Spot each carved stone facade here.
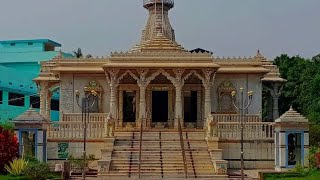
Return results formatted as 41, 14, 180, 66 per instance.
32, 1, 291, 177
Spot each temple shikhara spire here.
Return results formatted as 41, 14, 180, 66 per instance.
141, 0, 175, 42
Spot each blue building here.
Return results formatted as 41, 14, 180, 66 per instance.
0, 39, 71, 122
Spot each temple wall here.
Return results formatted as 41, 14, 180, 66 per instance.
212, 74, 262, 114
60, 73, 74, 116
219, 140, 274, 169
47, 141, 104, 166
72, 74, 110, 114
59, 73, 111, 118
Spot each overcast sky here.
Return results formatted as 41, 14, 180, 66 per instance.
0, 0, 319, 59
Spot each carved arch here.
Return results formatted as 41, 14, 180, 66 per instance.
182, 70, 205, 85
146, 69, 176, 85
217, 80, 236, 113
117, 70, 139, 84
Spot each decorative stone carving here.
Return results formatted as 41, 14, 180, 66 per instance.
84, 81, 104, 113
218, 80, 236, 113
207, 114, 218, 137
104, 113, 115, 137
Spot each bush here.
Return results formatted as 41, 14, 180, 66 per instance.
4, 158, 28, 176
0, 125, 19, 173
24, 160, 50, 180
68, 154, 95, 172
309, 146, 320, 169
310, 124, 320, 147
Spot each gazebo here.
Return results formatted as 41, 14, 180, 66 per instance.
12, 107, 48, 162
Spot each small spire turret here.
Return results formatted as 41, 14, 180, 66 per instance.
141, 0, 175, 42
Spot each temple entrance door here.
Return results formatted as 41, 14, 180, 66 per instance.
184, 91, 197, 123
123, 91, 136, 123
152, 91, 168, 123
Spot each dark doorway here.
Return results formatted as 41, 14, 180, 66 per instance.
123, 91, 136, 123
184, 91, 197, 123
152, 91, 168, 122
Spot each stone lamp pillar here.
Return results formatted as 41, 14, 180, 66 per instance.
12, 107, 48, 162
274, 107, 309, 171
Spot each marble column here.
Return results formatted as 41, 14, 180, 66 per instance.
39, 82, 48, 118
204, 84, 212, 128
174, 84, 183, 128
273, 96, 280, 120
138, 84, 147, 127
109, 83, 117, 118
197, 90, 202, 128
268, 83, 282, 120
45, 91, 52, 121
118, 90, 123, 127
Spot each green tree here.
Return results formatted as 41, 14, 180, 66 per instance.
72, 48, 83, 58
274, 54, 320, 123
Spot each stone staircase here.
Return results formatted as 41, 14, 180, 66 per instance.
105, 130, 227, 179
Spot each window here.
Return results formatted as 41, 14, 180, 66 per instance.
287, 133, 302, 166
10, 43, 16, 46
218, 80, 236, 113
8, 92, 24, 106
51, 99, 59, 111
0, 91, 3, 104
28, 42, 33, 45
30, 96, 40, 108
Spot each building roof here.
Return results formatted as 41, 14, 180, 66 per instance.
0, 39, 61, 47
0, 51, 72, 63
275, 107, 308, 123
12, 107, 48, 126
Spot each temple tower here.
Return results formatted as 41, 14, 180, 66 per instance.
142, 0, 175, 42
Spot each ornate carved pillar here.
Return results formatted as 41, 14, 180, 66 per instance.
272, 84, 281, 120
138, 69, 149, 128
197, 90, 202, 128
168, 89, 174, 128
265, 83, 282, 120
118, 90, 123, 127
39, 82, 49, 118
109, 83, 118, 117
202, 69, 216, 129
146, 89, 152, 127
105, 69, 119, 119
138, 84, 147, 127
45, 91, 52, 121
174, 83, 183, 128
204, 84, 212, 126
173, 68, 185, 129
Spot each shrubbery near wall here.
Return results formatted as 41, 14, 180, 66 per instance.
0, 122, 18, 174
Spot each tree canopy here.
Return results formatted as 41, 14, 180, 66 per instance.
274, 54, 320, 123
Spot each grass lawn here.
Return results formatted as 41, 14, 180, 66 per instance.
0, 175, 30, 180
264, 170, 320, 180
0, 172, 61, 180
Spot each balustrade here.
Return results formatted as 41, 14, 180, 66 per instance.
217, 122, 274, 140
62, 113, 108, 122
212, 114, 261, 123
47, 121, 105, 139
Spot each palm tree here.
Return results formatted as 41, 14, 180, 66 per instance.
72, 48, 83, 58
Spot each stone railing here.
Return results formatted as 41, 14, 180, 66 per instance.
212, 114, 261, 123
217, 122, 274, 140
62, 113, 109, 122
47, 121, 105, 140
